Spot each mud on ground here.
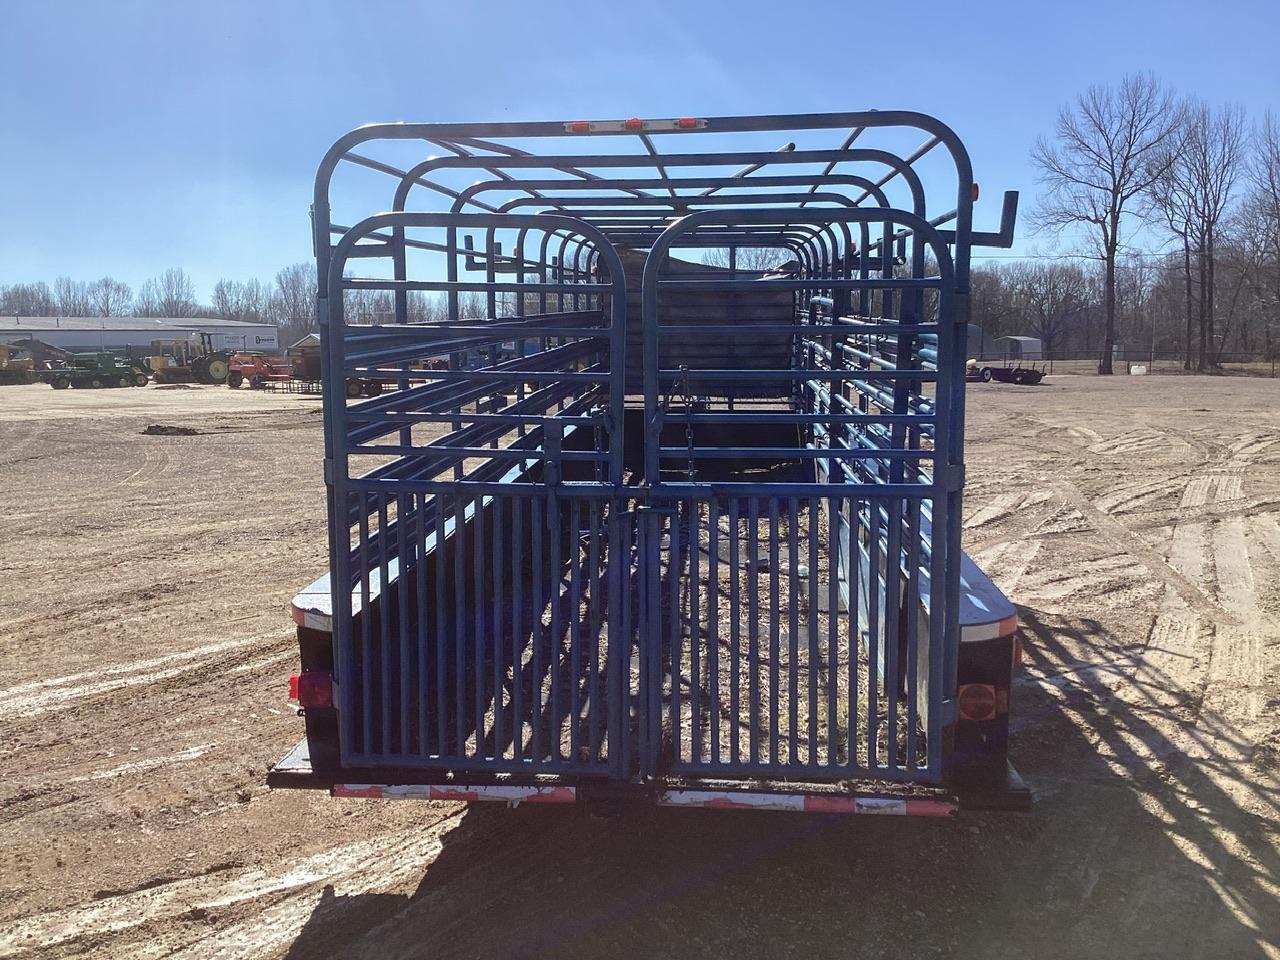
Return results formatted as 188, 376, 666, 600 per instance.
1, 376, 1278, 959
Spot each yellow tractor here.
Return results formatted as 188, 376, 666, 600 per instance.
0, 343, 36, 385
147, 333, 231, 384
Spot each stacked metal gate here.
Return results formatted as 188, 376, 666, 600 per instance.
314, 112, 1015, 788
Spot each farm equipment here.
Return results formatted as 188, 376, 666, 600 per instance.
227, 352, 292, 389
43, 352, 149, 389
0, 343, 37, 385
966, 359, 1046, 385
268, 110, 1029, 815
148, 333, 231, 384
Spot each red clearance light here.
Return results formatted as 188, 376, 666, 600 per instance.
294, 671, 333, 709
972, 182, 980, 202
623, 117, 645, 131
567, 120, 592, 133
957, 683, 997, 722
676, 117, 699, 129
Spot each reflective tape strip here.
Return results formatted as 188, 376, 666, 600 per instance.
333, 783, 576, 806
960, 613, 1019, 643
659, 790, 956, 817
562, 118, 708, 134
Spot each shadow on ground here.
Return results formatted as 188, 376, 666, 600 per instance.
281, 608, 1278, 959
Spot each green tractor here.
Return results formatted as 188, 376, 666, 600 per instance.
45, 352, 150, 390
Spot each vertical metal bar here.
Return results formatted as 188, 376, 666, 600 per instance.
885, 493, 903, 771
707, 496, 721, 766
587, 499, 602, 764
845, 496, 860, 771
788, 497, 800, 764
473, 496, 486, 757
867, 495, 882, 773
607, 501, 625, 778
689, 499, 702, 765
728, 497, 740, 765
416, 494, 429, 756
511, 495, 524, 761
493, 495, 505, 759
906, 497, 921, 772
398, 493, 411, 756
531, 495, 545, 762
358, 508, 372, 756
569, 498, 583, 764
378, 495, 391, 756
768, 499, 780, 765
668, 501, 683, 766
454, 496, 467, 755
548, 489, 563, 762
747, 496, 760, 765
435, 497, 448, 753
826, 495, 840, 767
807, 497, 819, 766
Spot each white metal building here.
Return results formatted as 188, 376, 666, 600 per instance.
0, 316, 279, 354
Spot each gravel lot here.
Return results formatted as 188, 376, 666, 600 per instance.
1, 375, 1277, 959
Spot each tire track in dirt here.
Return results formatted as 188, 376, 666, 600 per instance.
0, 811, 465, 959
963, 490, 1052, 530
972, 539, 1041, 596
1202, 518, 1265, 733
1097, 476, 1189, 516
0, 631, 290, 721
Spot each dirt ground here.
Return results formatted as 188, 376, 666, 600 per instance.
1, 375, 1278, 959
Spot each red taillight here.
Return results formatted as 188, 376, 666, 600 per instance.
290, 671, 333, 709
972, 182, 980, 202
623, 117, 644, 131
957, 683, 997, 722
567, 120, 592, 133
676, 117, 699, 129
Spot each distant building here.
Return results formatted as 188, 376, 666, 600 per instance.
992, 335, 1043, 360
0, 316, 279, 354
967, 324, 999, 360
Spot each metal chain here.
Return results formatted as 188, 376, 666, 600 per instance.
679, 364, 695, 480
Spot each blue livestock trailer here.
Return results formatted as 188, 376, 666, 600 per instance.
268, 111, 1030, 815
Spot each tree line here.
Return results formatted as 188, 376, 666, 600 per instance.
0, 264, 495, 345
3, 74, 1276, 369
1023, 73, 1279, 371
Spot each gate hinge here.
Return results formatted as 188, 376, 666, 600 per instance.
323, 458, 335, 485
945, 464, 965, 492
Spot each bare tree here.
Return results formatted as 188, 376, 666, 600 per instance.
53, 277, 93, 316
90, 277, 133, 316
1242, 111, 1280, 358
1190, 103, 1247, 367
268, 263, 315, 333
212, 278, 267, 321
1150, 102, 1247, 369
0, 282, 55, 316
1031, 73, 1183, 373
1150, 123, 1200, 369
1005, 261, 1088, 358
157, 268, 198, 316
700, 247, 790, 272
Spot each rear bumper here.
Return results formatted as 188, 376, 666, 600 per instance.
268, 736, 1031, 813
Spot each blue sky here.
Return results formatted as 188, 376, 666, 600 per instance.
2, 0, 1277, 300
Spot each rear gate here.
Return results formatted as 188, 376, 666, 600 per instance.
635, 208, 959, 785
